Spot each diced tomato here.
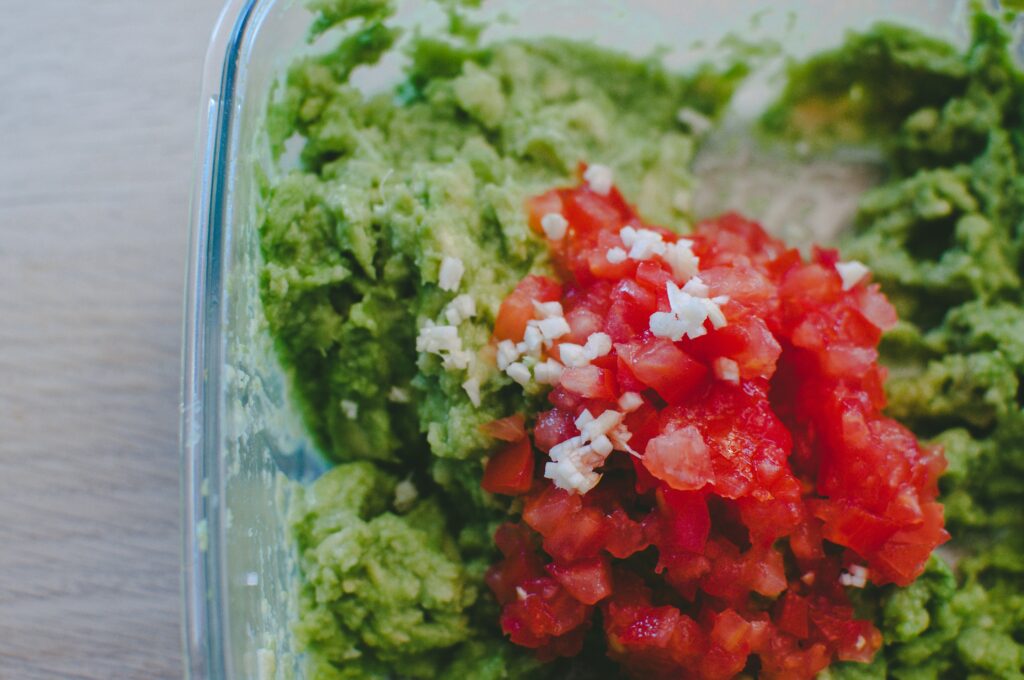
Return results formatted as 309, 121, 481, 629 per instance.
562, 186, 628, 236
811, 499, 899, 556
494, 275, 562, 342
499, 576, 591, 650
743, 546, 787, 597
485, 178, 945, 680
533, 408, 577, 453
644, 427, 715, 491
618, 339, 708, 404
699, 265, 778, 319
565, 306, 604, 344
604, 507, 651, 559
657, 487, 711, 554
523, 485, 582, 536
560, 365, 617, 400
588, 229, 635, 280
482, 438, 535, 496
698, 316, 782, 380
776, 592, 810, 638
872, 502, 949, 586
547, 384, 584, 412
624, 402, 660, 455
543, 505, 610, 563
547, 555, 613, 605
527, 190, 564, 235
710, 609, 752, 654
854, 284, 898, 331
479, 414, 527, 442
486, 523, 546, 604
635, 260, 673, 291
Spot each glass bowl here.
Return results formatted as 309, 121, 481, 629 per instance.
181, 1, 963, 677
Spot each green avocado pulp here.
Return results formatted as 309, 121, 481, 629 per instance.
260, 1, 1023, 677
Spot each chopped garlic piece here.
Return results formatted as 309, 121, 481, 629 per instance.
836, 260, 870, 291
522, 324, 543, 353
438, 256, 465, 292
545, 406, 623, 494
606, 247, 627, 264
624, 227, 668, 261
839, 565, 869, 588
609, 423, 637, 456
541, 213, 569, 240
545, 435, 604, 494
537, 316, 571, 343
681, 275, 710, 298
574, 409, 594, 431
387, 386, 410, 403
579, 410, 623, 442
534, 359, 564, 385
650, 278, 728, 341
496, 340, 521, 370
545, 457, 600, 495
462, 377, 481, 406
713, 357, 740, 384
532, 300, 564, 319
506, 362, 531, 386
620, 225, 638, 247
416, 323, 461, 354
583, 164, 614, 195
676, 106, 712, 135
442, 349, 473, 371
444, 294, 476, 325
664, 239, 700, 281
705, 296, 730, 329
394, 478, 418, 511
618, 392, 643, 412
584, 332, 612, 359
591, 435, 613, 456
558, 343, 590, 368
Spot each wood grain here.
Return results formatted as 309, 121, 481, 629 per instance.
0, 2, 224, 678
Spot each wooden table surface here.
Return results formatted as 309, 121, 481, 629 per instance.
1, 2, 225, 678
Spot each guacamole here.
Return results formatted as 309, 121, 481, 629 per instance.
261, 1, 1023, 677
261, 1, 742, 676
768, 11, 1024, 680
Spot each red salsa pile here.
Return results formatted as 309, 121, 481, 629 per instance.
480, 168, 948, 679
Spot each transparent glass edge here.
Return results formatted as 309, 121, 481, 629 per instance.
181, 1, 260, 678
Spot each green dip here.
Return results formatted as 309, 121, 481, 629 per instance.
768, 10, 1024, 680
260, 1, 1023, 677
261, 1, 741, 676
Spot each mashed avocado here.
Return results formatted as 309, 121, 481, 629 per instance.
261, 1, 742, 676
769, 10, 1024, 680
264, 1, 1022, 677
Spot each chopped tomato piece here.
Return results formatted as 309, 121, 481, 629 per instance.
494, 275, 562, 342
657, 487, 711, 555
559, 365, 616, 400
527, 190, 564, 235
533, 408, 577, 453
482, 438, 535, 496
479, 414, 527, 442
547, 555, 613, 605
644, 427, 715, 491
619, 338, 708, 404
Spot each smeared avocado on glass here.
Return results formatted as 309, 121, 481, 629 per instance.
259, 0, 1023, 677
767, 10, 1024, 680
